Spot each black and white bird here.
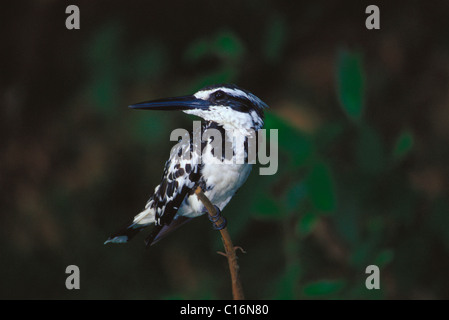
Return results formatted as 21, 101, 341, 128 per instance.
105, 84, 268, 246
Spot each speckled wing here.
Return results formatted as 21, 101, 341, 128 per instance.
143, 135, 202, 246
105, 133, 202, 245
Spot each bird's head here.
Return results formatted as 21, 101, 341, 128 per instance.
130, 84, 268, 133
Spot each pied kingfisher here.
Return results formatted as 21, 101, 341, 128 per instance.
105, 84, 268, 246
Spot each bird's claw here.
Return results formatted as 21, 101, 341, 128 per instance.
208, 205, 227, 230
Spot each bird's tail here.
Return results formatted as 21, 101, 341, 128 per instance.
104, 206, 156, 244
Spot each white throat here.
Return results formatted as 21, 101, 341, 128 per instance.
183, 106, 262, 136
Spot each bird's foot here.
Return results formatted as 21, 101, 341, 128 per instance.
208, 205, 227, 230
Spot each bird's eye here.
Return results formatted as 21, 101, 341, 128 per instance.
213, 90, 226, 100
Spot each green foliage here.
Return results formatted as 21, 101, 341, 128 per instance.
337, 50, 365, 123
185, 30, 245, 64
185, 30, 245, 90
274, 263, 302, 299
375, 249, 395, 268
264, 113, 314, 167
296, 210, 318, 236
86, 22, 123, 115
285, 181, 307, 212
303, 279, 345, 298
252, 195, 284, 220
393, 130, 414, 160
305, 161, 336, 212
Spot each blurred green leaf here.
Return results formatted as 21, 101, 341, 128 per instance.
285, 181, 307, 212
350, 242, 375, 268
374, 249, 394, 267
90, 75, 119, 115
87, 22, 123, 75
274, 263, 301, 299
252, 195, 285, 220
305, 161, 336, 212
264, 113, 314, 167
194, 68, 238, 90
214, 30, 245, 61
337, 50, 365, 122
296, 210, 318, 236
186, 30, 244, 91
303, 279, 345, 297
127, 113, 169, 144
86, 22, 124, 114
185, 30, 244, 64
393, 130, 414, 160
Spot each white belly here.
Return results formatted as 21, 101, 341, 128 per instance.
178, 162, 252, 218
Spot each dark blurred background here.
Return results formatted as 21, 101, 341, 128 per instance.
2, 0, 449, 299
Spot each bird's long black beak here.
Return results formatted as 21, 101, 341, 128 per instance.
129, 95, 210, 111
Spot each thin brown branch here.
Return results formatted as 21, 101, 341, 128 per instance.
194, 186, 245, 300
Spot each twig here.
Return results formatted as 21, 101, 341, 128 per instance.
194, 186, 245, 300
